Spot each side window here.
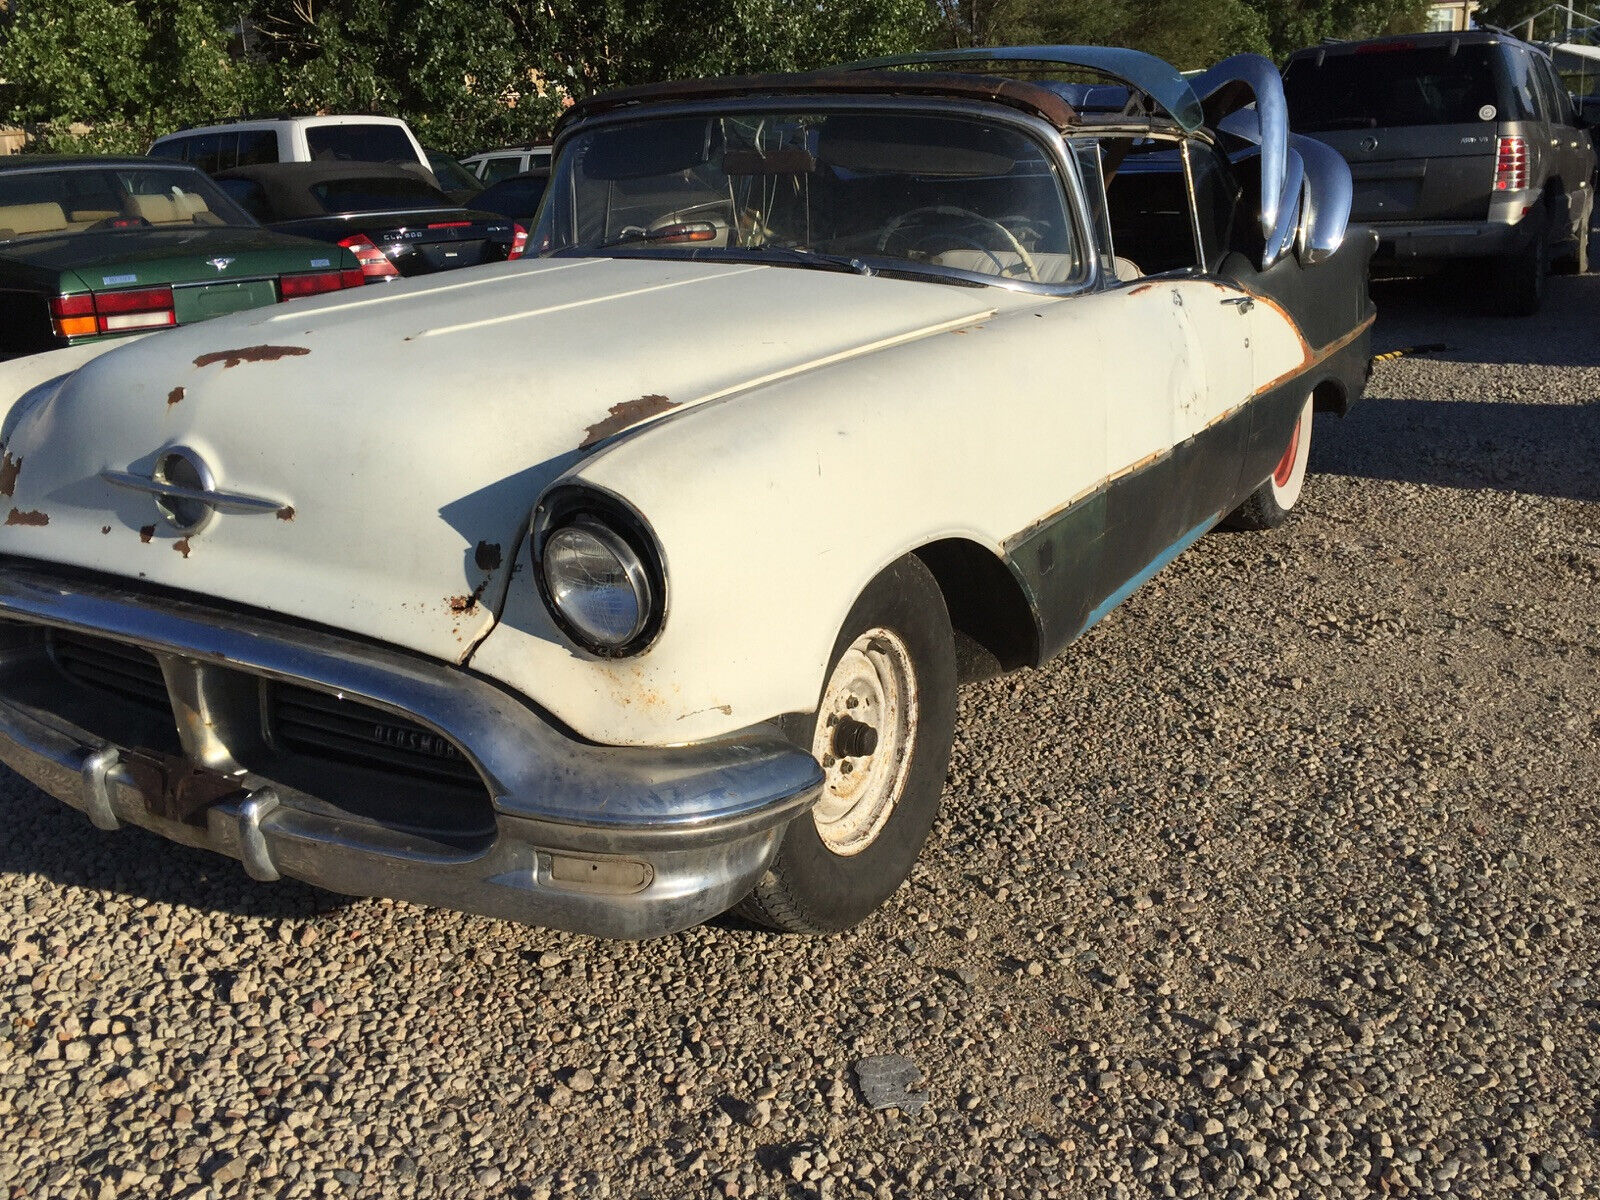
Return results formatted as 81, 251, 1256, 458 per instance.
1527, 54, 1557, 123
148, 138, 187, 162
480, 155, 524, 183
1187, 141, 1242, 272
1539, 59, 1575, 124
237, 130, 279, 167
1096, 137, 1203, 278
216, 178, 270, 222
187, 132, 225, 175
1502, 50, 1541, 122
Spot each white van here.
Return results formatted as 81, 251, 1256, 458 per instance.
150, 116, 430, 176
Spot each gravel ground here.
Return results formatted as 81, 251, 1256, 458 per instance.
3, 265, 1599, 1200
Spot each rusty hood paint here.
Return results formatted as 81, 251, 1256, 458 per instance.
0, 255, 1004, 666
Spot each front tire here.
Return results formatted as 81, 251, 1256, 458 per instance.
738, 555, 957, 933
1225, 395, 1313, 531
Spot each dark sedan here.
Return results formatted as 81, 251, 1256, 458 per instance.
470, 170, 549, 230
0, 157, 363, 358
215, 162, 526, 282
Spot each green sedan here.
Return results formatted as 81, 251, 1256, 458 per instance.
0, 157, 365, 359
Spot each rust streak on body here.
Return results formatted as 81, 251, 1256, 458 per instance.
167, 386, 185, 406
276, 506, 296, 521
0, 451, 21, 497
5, 508, 46, 526
1128, 283, 1157, 296
580, 394, 677, 448
193, 345, 311, 370
139, 524, 156, 543
173, 537, 192, 558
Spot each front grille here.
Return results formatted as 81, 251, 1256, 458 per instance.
265, 683, 483, 790
48, 631, 169, 712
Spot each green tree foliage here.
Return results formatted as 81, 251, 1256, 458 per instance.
0, 0, 1430, 157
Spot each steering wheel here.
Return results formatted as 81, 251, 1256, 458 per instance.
875, 205, 1039, 281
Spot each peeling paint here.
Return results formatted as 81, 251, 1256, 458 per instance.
0, 451, 20, 497
172, 537, 191, 558
139, 525, 156, 544
166, 386, 185, 406
276, 506, 296, 521
101, 525, 111, 535
580, 394, 677, 449
474, 540, 503, 571
679, 704, 734, 720
4, 508, 47, 526
192, 345, 311, 370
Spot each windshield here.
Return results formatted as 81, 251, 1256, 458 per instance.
1284, 46, 1506, 130
0, 165, 255, 243
534, 110, 1082, 285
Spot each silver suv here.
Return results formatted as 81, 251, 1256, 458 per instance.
1284, 31, 1596, 314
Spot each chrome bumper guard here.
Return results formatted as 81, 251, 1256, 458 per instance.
0, 563, 822, 938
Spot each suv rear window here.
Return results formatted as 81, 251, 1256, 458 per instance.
1284, 45, 1508, 130
305, 124, 417, 165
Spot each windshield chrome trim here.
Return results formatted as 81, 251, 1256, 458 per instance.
549, 94, 1102, 298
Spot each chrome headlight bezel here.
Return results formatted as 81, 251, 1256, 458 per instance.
532, 486, 666, 658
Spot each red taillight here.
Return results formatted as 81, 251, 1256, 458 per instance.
279, 270, 353, 300
338, 233, 401, 281
50, 286, 174, 339
426, 220, 472, 229
507, 223, 528, 261
1494, 136, 1528, 191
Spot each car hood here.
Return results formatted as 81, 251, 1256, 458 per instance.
3, 226, 347, 286
0, 255, 1004, 666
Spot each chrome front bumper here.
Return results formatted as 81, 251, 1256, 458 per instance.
0, 563, 822, 938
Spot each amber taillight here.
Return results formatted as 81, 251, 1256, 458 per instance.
49, 287, 176, 339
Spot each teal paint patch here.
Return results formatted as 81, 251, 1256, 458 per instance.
1081, 513, 1218, 633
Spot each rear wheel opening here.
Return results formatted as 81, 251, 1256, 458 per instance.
1224, 395, 1313, 532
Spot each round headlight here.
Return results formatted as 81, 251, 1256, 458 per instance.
541, 517, 654, 651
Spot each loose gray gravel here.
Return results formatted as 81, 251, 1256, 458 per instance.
3, 266, 1599, 1200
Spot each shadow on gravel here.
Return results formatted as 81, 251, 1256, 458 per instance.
0, 767, 351, 919
1369, 273, 1600, 369
1314, 397, 1600, 503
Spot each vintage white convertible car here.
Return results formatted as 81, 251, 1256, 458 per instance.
0, 49, 1373, 938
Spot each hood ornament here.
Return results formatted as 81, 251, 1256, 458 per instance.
102, 448, 287, 535
207, 257, 235, 272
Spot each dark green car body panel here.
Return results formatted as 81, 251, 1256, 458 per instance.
0, 222, 358, 359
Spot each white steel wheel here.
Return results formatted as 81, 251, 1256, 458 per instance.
1225, 395, 1314, 531
736, 555, 957, 934
810, 628, 918, 856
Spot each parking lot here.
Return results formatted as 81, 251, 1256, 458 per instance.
2, 255, 1598, 1200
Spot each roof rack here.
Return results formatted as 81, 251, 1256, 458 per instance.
839, 46, 1204, 132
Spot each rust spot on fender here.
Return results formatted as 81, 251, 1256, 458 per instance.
101, 525, 111, 535
166, 386, 185, 406
5, 508, 47, 526
192, 345, 311, 370
0, 451, 20, 497
447, 575, 493, 616
474, 540, 502, 571
139, 524, 156, 544
580, 394, 677, 449
172, 537, 191, 558
276, 506, 295, 521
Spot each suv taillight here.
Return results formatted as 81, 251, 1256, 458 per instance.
508, 223, 528, 260
338, 233, 401, 281
49, 287, 176, 339
1494, 136, 1528, 192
